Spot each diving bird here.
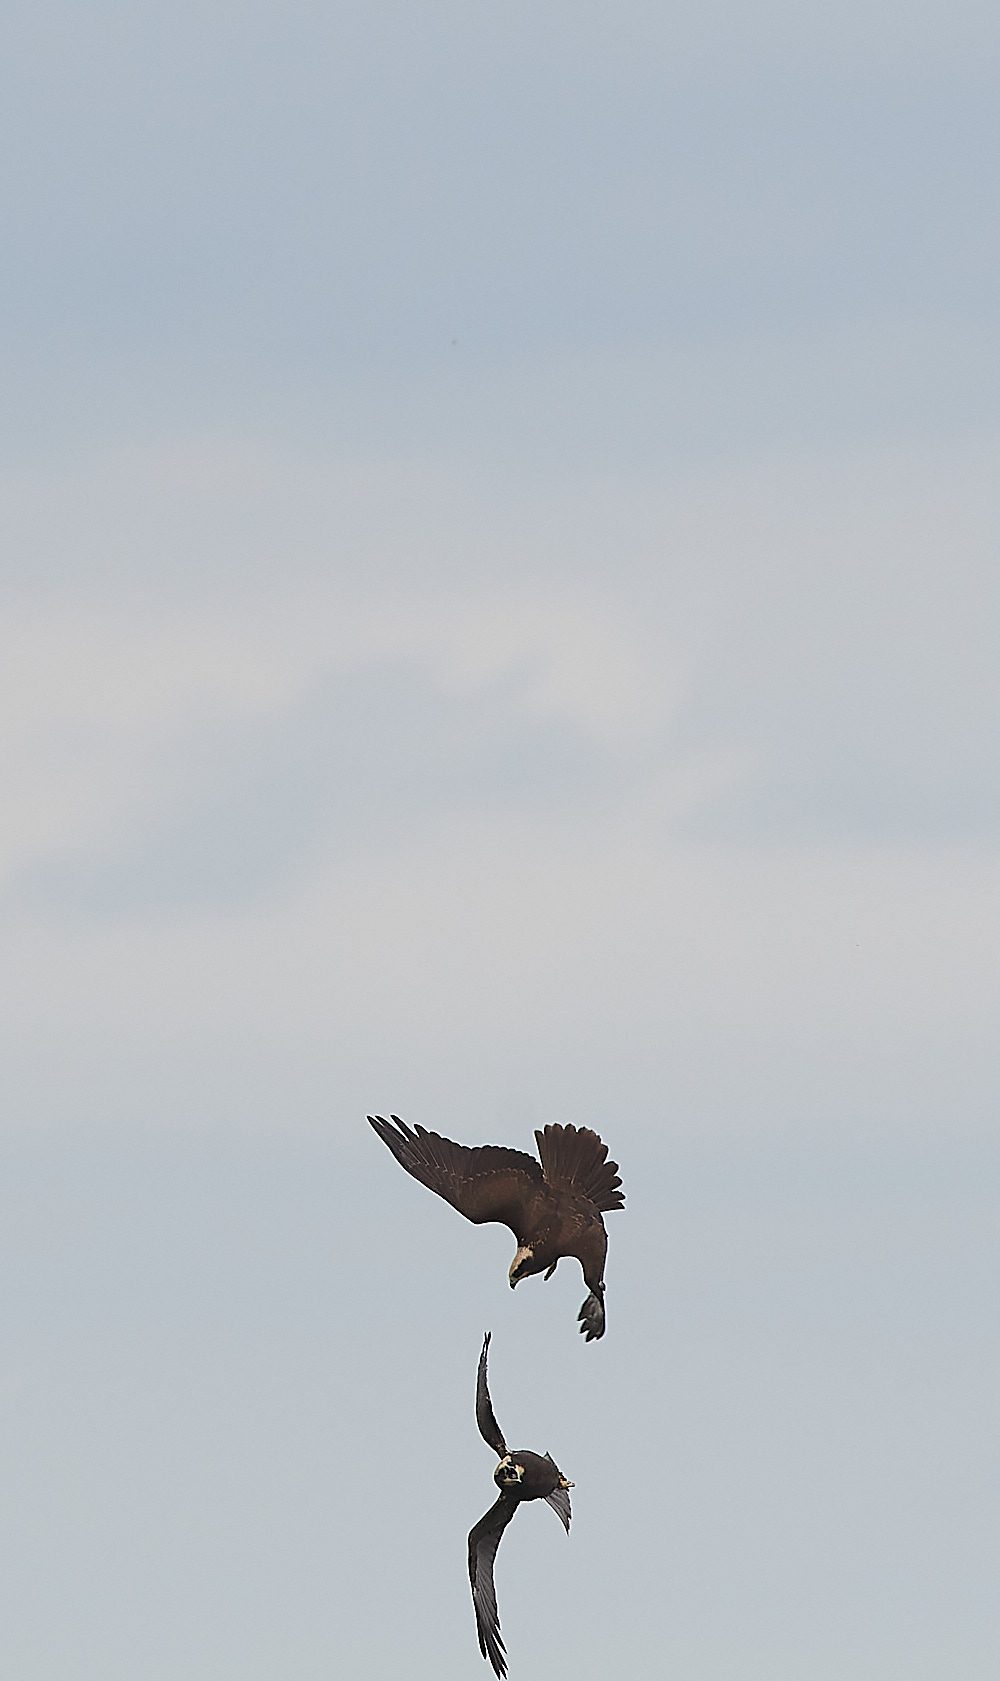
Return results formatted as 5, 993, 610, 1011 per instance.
367, 1113, 625, 1339
469, 1332, 573, 1679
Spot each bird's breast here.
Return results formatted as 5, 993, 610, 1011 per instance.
502, 1450, 560, 1500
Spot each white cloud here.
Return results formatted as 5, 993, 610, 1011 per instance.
2, 808, 997, 1142
3, 421, 999, 883
1, 420, 997, 1139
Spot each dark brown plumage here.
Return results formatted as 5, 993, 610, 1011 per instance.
469, 1333, 572, 1679
367, 1113, 625, 1339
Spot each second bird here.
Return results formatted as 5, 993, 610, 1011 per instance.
468, 1332, 574, 1679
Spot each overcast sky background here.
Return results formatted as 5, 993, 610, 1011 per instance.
1, 3, 998, 1678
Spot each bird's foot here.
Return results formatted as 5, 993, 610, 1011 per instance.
577, 1289, 605, 1341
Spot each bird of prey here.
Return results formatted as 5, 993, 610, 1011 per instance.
367, 1113, 625, 1339
468, 1332, 573, 1679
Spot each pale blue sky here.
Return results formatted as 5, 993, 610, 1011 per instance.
1, 3, 998, 1677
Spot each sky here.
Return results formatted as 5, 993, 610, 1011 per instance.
1, 2, 998, 1677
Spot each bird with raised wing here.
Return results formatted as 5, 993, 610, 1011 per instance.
468, 1332, 573, 1679
367, 1114, 625, 1339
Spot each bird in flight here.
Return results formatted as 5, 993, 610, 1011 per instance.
367, 1114, 625, 1339
468, 1332, 573, 1678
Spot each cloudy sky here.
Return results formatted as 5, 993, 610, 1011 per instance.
1, 3, 998, 1677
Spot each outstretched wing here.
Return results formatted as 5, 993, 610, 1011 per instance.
468, 1491, 519, 1680
476, 1333, 507, 1457
534, 1122, 625, 1212
368, 1115, 543, 1233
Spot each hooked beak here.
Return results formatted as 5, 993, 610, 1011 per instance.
508, 1244, 533, 1288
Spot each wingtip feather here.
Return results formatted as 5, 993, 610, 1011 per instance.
535, 1122, 626, 1212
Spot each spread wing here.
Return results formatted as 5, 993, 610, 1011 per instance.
534, 1122, 625, 1212
368, 1115, 543, 1234
476, 1333, 507, 1457
468, 1491, 519, 1680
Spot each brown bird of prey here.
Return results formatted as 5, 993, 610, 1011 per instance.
469, 1332, 573, 1679
367, 1114, 625, 1339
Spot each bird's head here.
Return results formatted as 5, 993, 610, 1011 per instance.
495, 1456, 524, 1488
508, 1245, 534, 1288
